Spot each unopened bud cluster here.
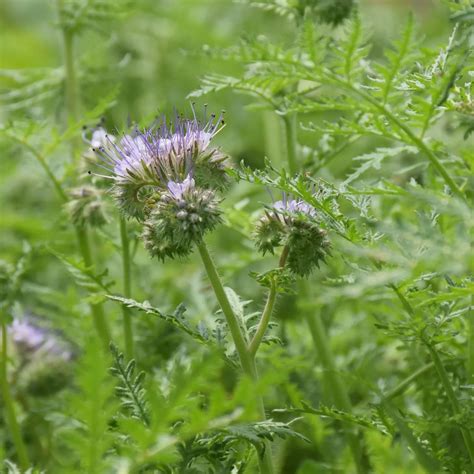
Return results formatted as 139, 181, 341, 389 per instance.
65, 186, 108, 227
143, 177, 222, 261
255, 196, 330, 276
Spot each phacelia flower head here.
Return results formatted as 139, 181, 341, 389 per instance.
142, 175, 222, 261
93, 106, 230, 220
10, 316, 74, 397
255, 193, 331, 276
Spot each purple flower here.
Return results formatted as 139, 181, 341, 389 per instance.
10, 318, 73, 362
95, 107, 226, 189
167, 175, 195, 199
10, 319, 46, 352
273, 198, 316, 217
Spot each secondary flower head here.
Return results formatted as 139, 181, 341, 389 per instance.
255, 193, 331, 276
10, 317, 74, 397
65, 185, 108, 227
142, 175, 222, 261
10, 317, 73, 361
93, 106, 230, 220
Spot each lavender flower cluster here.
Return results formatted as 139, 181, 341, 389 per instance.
90, 108, 229, 260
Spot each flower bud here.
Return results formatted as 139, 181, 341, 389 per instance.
254, 196, 331, 276
65, 186, 108, 227
142, 176, 222, 261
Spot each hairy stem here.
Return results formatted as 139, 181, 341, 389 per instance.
120, 217, 134, 359
426, 342, 474, 466
196, 241, 274, 474
75, 226, 111, 347
249, 246, 289, 357
305, 304, 369, 474
1, 320, 29, 468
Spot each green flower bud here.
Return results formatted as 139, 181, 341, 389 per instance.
254, 196, 331, 277
142, 176, 222, 261
65, 186, 108, 227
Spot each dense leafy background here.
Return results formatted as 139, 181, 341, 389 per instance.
1, 0, 473, 473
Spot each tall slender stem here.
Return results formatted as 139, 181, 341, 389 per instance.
1, 320, 29, 468
196, 241, 274, 474
305, 306, 368, 474
120, 217, 134, 359
75, 227, 111, 347
249, 246, 289, 357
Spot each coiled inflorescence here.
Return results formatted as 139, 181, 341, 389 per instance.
142, 176, 222, 261
255, 195, 331, 276
92, 107, 228, 260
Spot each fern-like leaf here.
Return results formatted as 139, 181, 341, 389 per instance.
109, 343, 150, 426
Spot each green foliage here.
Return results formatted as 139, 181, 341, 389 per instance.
55, 337, 118, 473
109, 343, 150, 426
1, 0, 474, 472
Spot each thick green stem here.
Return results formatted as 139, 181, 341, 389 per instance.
196, 241, 274, 474
305, 308, 369, 474
426, 343, 474, 466
75, 227, 111, 348
120, 217, 134, 359
1, 321, 29, 468
283, 114, 298, 175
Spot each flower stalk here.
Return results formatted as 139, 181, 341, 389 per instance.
75, 226, 111, 346
196, 240, 275, 474
120, 217, 134, 359
249, 246, 289, 357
